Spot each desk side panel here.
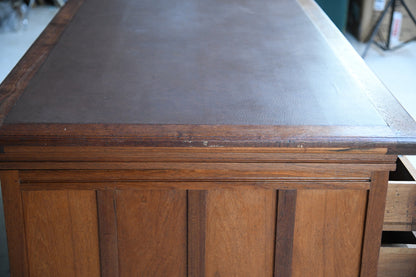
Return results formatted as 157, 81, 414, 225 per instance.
291, 189, 367, 277
116, 189, 187, 277
22, 190, 100, 277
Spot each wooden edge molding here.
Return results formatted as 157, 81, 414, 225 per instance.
274, 190, 297, 277
1, 145, 390, 155
19, 181, 371, 191
0, 0, 85, 126
0, 162, 396, 172
296, 0, 416, 141
0, 145, 396, 164
0, 123, 415, 154
16, 168, 379, 183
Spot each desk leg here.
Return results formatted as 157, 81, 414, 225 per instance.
0, 171, 28, 277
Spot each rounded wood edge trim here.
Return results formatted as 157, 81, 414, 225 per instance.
0, 0, 85, 125
0, 123, 410, 154
297, 0, 416, 142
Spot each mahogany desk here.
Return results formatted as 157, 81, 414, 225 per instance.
1, 0, 416, 276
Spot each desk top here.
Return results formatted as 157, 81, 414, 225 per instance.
0, 0, 415, 152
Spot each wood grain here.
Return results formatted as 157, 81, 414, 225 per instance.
96, 190, 119, 277
378, 247, 416, 277
297, 0, 416, 144
19, 180, 371, 191
0, 145, 394, 162
22, 190, 100, 277
66, 191, 100, 276
205, 189, 276, 276
400, 155, 416, 180
275, 190, 297, 277
0, 171, 28, 277
383, 181, 416, 231
188, 190, 207, 277
0, 162, 395, 172
116, 190, 187, 276
0, 124, 413, 154
16, 167, 380, 183
361, 172, 390, 277
291, 189, 367, 277
0, 0, 85, 125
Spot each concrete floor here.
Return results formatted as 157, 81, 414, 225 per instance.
0, 4, 415, 277
345, 33, 416, 122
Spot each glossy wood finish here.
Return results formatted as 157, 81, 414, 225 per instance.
22, 190, 100, 277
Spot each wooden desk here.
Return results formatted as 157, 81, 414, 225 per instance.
0, 0, 415, 276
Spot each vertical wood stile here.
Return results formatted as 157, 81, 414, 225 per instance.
0, 171, 28, 277
360, 171, 390, 277
188, 190, 207, 277
274, 190, 297, 277
97, 190, 119, 277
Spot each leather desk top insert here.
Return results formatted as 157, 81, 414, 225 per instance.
1, 1, 416, 276
0, 0, 415, 151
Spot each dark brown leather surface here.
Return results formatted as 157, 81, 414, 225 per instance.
5, 0, 387, 126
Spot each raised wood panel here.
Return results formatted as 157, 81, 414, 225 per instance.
384, 181, 416, 231
205, 189, 276, 276
22, 190, 100, 277
291, 189, 367, 277
116, 190, 187, 276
